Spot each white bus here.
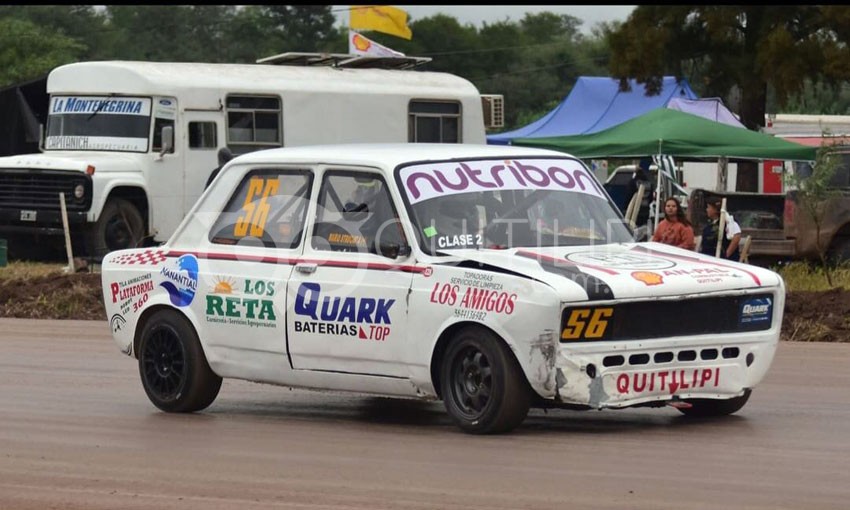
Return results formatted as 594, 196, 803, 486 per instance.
0, 54, 489, 259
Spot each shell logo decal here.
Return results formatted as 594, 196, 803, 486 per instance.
352, 33, 372, 51
631, 271, 664, 286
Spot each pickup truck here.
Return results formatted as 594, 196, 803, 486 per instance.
689, 149, 850, 263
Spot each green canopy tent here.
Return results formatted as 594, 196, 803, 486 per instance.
513, 107, 817, 231
511, 107, 817, 161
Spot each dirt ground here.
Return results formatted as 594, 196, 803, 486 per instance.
0, 272, 847, 342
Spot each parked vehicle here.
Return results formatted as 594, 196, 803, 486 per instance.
0, 55, 490, 260
603, 163, 688, 239
603, 164, 655, 226
689, 147, 850, 262
101, 143, 785, 434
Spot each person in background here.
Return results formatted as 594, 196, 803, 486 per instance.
699, 199, 741, 261
652, 197, 695, 250
205, 147, 234, 190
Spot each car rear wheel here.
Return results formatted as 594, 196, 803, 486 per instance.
440, 327, 530, 434
677, 389, 752, 418
138, 309, 222, 413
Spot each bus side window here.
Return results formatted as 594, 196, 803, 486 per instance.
189, 122, 217, 149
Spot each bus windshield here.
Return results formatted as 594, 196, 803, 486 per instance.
45, 96, 152, 152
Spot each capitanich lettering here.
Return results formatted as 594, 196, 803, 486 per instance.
399, 158, 605, 204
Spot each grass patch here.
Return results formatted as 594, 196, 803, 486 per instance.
773, 261, 850, 292
0, 262, 105, 320
782, 318, 834, 342
0, 261, 68, 280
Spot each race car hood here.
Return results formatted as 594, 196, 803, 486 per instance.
439, 242, 782, 302
0, 151, 142, 174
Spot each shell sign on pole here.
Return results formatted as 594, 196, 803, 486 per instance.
348, 30, 405, 58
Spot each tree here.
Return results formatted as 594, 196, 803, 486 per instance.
105, 6, 197, 61
784, 142, 842, 286
0, 5, 109, 59
605, 6, 850, 190
260, 5, 341, 54
0, 17, 85, 87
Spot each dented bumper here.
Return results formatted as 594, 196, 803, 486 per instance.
550, 330, 779, 408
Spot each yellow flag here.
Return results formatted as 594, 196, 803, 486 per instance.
350, 5, 412, 40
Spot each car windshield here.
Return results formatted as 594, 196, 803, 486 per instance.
397, 156, 634, 255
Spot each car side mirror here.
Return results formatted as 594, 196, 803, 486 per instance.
378, 241, 411, 259
159, 125, 174, 157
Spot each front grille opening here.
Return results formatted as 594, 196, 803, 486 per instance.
654, 352, 674, 363
629, 353, 650, 365
700, 349, 719, 360
560, 293, 773, 342
678, 350, 697, 362
603, 355, 625, 367
722, 347, 740, 359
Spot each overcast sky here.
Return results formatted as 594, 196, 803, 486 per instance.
334, 5, 636, 33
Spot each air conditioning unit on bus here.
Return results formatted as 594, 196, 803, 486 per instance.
481, 94, 504, 129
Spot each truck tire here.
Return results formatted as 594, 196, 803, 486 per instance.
88, 198, 145, 259
440, 327, 531, 434
827, 237, 850, 264
138, 309, 222, 413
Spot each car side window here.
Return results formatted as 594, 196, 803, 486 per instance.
311, 172, 405, 254
209, 168, 312, 249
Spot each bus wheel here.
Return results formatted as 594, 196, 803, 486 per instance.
88, 198, 144, 259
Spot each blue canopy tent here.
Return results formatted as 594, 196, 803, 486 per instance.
487, 76, 698, 145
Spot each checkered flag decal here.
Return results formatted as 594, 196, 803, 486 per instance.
108, 249, 167, 266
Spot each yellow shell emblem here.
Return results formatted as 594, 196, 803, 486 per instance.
631, 271, 663, 286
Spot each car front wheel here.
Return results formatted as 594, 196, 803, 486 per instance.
138, 309, 222, 413
440, 327, 530, 434
677, 389, 752, 418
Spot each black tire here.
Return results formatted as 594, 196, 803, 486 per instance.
88, 198, 145, 259
827, 237, 850, 265
678, 389, 752, 418
440, 327, 531, 434
138, 309, 222, 413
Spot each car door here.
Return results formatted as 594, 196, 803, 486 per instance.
199, 167, 313, 361
287, 168, 414, 378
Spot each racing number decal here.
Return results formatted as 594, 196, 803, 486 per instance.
234, 177, 280, 237
561, 307, 613, 341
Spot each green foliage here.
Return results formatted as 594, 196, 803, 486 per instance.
0, 17, 86, 88
606, 6, 850, 130
261, 5, 341, 53
774, 261, 850, 291
781, 80, 850, 115
784, 142, 843, 285
104, 6, 242, 62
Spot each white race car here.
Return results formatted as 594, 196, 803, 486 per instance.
101, 143, 784, 434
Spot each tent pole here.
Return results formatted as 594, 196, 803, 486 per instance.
654, 142, 663, 233
717, 157, 728, 191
